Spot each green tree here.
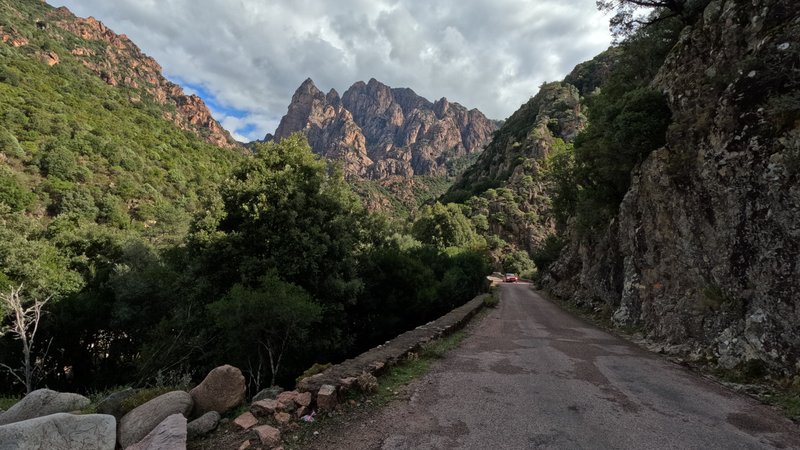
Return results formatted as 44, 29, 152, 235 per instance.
597, 0, 710, 40
411, 202, 482, 249
40, 145, 79, 181
0, 167, 35, 212
208, 275, 322, 389
572, 87, 671, 232
195, 135, 371, 305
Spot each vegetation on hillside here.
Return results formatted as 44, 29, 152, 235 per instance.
433, 5, 689, 278
0, 0, 491, 395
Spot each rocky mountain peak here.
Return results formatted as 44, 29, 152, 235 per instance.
272, 78, 497, 180
326, 88, 341, 106
297, 77, 321, 95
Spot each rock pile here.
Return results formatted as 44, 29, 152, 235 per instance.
0, 364, 246, 449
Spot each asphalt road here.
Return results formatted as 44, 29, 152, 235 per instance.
310, 283, 800, 449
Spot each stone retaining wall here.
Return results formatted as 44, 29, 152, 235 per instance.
297, 294, 488, 396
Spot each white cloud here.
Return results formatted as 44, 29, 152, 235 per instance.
48, 0, 612, 141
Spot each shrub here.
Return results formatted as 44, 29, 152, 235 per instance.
483, 291, 499, 308
119, 387, 172, 416
356, 372, 378, 394
0, 167, 34, 211
532, 235, 566, 272
40, 145, 79, 181
296, 363, 332, 385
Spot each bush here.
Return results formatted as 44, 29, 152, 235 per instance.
40, 145, 79, 181
119, 387, 172, 416
532, 235, 566, 272
0, 167, 34, 211
0, 127, 24, 158
296, 363, 332, 385
483, 291, 499, 308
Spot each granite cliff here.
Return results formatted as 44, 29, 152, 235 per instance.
545, 0, 800, 375
271, 78, 497, 179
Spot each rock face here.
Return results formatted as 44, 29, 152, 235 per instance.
126, 413, 186, 450
0, 389, 90, 426
189, 364, 246, 417
0, 413, 116, 450
547, 0, 800, 374
444, 82, 586, 256
118, 390, 192, 448
271, 78, 497, 179
44, 7, 237, 148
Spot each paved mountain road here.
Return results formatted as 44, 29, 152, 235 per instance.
308, 283, 800, 449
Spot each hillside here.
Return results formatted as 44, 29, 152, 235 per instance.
7, 1, 238, 148
0, 0, 491, 398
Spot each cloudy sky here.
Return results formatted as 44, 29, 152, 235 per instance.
48, 0, 612, 142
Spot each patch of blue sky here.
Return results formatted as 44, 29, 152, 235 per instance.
169, 76, 263, 142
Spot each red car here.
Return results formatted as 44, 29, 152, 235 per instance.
504, 273, 518, 282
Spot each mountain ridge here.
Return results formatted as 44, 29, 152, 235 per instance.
270, 77, 497, 179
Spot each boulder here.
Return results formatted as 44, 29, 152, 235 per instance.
118, 391, 192, 448
250, 399, 278, 416
126, 413, 186, 450
97, 388, 139, 420
0, 413, 115, 450
189, 365, 246, 417
273, 412, 291, 426
187, 411, 220, 439
252, 386, 283, 403
253, 424, 281, 447
295, 392, 312, 407
316, 385, 337, 412
0, 389, 90, 425
275, 391, 297, 405
233, 412, 258, 430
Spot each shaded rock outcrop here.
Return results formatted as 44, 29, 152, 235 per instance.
118, 391, 192, 448
189, 364, 246, 417
547, 0, 800, 374
271, 78, 496, 179
0, 389, 90, 426
0, 413, 116, 450
126, 413, 186, 450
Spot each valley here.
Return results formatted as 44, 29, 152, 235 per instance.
0, 0, 798, 448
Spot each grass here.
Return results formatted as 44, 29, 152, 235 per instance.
483, 289, 500, 308
770, 391, 800, 421
0, 396, 19, 411
371, 331, 466, 406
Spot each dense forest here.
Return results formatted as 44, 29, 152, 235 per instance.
0, 0, 489, 395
